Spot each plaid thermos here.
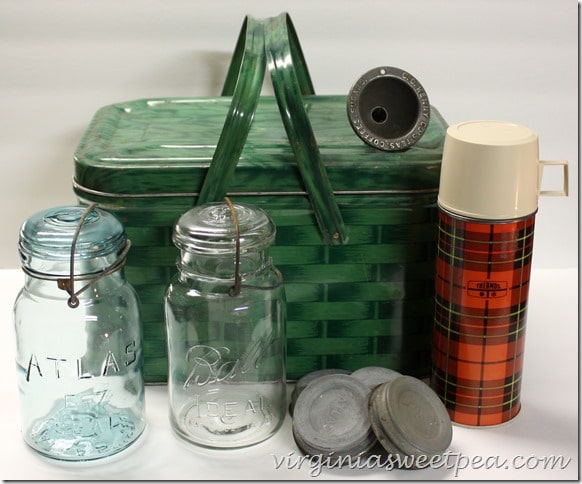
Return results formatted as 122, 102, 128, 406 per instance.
431, 121, 568, 426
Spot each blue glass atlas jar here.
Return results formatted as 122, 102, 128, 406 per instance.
165, 199, 287, 449
13, 204, 146, 461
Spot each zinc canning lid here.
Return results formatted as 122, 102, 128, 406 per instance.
368, 384, 408, 459
292, 374, 377, 457
370, 376, 452, 458
351, 366, 401, 390
289, 369, 352, 416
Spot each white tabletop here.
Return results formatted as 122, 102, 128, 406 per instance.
0, 268, 577, 480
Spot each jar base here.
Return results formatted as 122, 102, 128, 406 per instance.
170, 417, 283, 450
23, 398, 146, 462
169, 383, 285, 449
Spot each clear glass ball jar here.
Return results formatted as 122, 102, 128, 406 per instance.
13, 205, 146, 461
165, 201, 287, 449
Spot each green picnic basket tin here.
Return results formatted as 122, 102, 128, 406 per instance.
73, 13, 446, 383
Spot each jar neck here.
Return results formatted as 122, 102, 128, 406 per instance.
21, 254, 127, 302
21, 252, 123, 279
177, 250, 271, 281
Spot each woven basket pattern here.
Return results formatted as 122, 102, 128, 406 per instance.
74, 96, 446, 382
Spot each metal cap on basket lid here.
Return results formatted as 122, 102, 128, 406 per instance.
173, 201, 275, 255
289, 369, 352, 416
347, 66, 431, 152
292, 374, 377, 461
351, 366, 401, 391
369, 376, 452, 460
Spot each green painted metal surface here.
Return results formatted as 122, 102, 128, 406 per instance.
74, 96, 446, 382
72, 12, 446, 382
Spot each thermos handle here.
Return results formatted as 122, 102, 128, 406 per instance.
538, 160, 569, 197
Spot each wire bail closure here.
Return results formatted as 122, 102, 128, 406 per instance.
224, 197, 243, 297
61, 203, 132, 308
21, 203, 132, 309
223, 197, 283, 297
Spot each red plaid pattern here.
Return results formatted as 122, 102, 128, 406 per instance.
431, 209, 535, 426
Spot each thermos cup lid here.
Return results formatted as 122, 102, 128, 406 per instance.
438, 120, 567, 220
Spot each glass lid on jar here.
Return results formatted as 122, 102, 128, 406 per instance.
18, 205, 126, 261
173, 202, 275, 255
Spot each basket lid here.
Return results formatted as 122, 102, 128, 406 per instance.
73, 96, 447, 198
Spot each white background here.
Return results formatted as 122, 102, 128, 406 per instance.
0, 0, 578, 480
0, 0, 578, 270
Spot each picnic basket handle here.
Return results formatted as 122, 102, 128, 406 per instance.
196, 16, 266, 205
198, 13, 348, 245
265, 13, 347, 245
